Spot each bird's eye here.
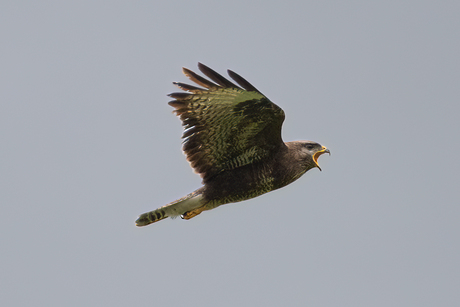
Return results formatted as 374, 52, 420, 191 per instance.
305, 144, 315, 150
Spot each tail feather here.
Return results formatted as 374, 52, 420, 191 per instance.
135, 190, 204, 227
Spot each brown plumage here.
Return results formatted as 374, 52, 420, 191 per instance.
135, 63, 330, 226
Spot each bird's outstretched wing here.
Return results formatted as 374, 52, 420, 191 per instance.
168, 63, 286, 182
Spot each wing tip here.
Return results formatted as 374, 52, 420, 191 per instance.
227, 69, 262, 94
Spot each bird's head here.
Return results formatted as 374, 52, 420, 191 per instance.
298, 141, 330, 171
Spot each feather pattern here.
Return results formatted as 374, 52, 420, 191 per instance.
168, 63, 286, 182
135, 190, 204, 226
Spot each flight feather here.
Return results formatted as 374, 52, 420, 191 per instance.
168, 63, 286, 182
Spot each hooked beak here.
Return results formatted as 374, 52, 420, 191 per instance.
313, 146, 330, 171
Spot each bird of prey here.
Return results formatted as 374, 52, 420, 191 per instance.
135, 63, 329, 226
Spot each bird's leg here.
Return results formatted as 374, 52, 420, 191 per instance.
181, 205, 206, 220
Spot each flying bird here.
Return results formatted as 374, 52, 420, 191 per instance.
135, 63, 330, 226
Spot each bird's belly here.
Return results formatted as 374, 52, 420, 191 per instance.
202, 165, 275, 209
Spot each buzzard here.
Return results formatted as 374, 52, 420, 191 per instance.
135, 63, 329, 226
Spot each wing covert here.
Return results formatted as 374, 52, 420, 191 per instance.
168, 63, 285, 182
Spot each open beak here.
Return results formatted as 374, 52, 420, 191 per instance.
313, 146, 330, 171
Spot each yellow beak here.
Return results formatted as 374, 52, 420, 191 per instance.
313, 146, 330, 171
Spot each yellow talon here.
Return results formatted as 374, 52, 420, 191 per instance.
182, 206, 206, 220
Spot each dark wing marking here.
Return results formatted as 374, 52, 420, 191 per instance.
197, 63, 241, 88
227, 69, 262, 93
173, 82, 203, 93
168, 63, 286, 182
181, 67, 217, 89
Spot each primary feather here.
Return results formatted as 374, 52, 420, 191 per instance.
168, 63, 285, 182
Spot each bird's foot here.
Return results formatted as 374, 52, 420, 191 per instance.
181, 206, 206, 220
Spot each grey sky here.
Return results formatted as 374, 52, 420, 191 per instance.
1, 1, 459, 306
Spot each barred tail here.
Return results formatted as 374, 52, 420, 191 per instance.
135, 190, 204, 227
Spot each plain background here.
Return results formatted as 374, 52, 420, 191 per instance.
1, 1, 459, 306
